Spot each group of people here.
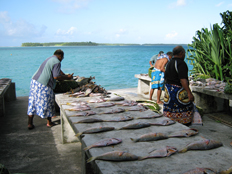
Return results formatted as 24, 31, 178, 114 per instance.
27, 46, 194, 130
149, 46, 194, 126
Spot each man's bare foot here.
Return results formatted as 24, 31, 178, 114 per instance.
157, 101, 163, 104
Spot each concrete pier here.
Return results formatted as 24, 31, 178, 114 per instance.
0, 88, 232, 173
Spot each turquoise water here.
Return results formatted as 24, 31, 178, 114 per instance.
0, 45, 190, 97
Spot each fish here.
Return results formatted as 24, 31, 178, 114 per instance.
88, 98, 106, 103
75, 126, 115, 137
65, 105, 91, 111
105, 96, 125, 101
73, 118, 104, 123
130, 132, 168, 142
101, 108, 125, 114
83, 138, 122, 151
126, 105, 147, 112
118, 122, 151, 130
136, 113, 163, 119
140, 146, 178, 160
114, 100, 138, 106
68, 111, 96, 117
168, 128, 199, 138
69, 91, 85, 97
150, 119, 175, 126
66, 101, 88, 106
95, 102, 115, 108
178, 138, 223, 153
89, 93, 104, 97
87, 151, 140, 163
105, 115, 134, 122
182, 168, 217, 174
220, 165, 232, 174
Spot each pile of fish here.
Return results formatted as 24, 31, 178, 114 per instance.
55, 75, 108, 94
189, 75, 227, 93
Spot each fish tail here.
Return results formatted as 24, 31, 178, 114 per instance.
138, 156, 147, 161
87, 156, 96, 163
130, 138, 136, 142
75, 132, 83, 137
178, 148, 187, 153
83, 146, 91, 151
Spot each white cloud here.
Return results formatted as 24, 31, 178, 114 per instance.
165, 31, 178, 39
56, 27, 77, 35
216, 1, 224, 7
115, 29, 128, 38
169, 0, 186, 8
0, 11, 47, 38
52, 0, 91, 13
176, 0, 186, 6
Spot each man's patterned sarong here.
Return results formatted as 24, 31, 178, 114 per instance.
151, 68, 164, 89
27, 79, 55, 118
163, 83, 193, 124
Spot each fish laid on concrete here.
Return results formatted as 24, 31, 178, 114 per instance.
136, 113, 163, 119
73, 118, 104, 123
140, 146, 178, 160
83, 138, 122, 151
101, 108, 126, 114
130, 132, 168, 142
105, 96, 125, 101
88, 98, 106, 103
126, 105, 147, 112
168, 128, 198, 138
182, 167, 217, 174
66, 101, 88, 106
87, 151, 140, 163
68, 111, 96, 117
114, 100, 138, 106
118, 122, 151, 130
105, 115, 134, 122
95, 102, 115, 108
178, 138, 223, 153
65, 105, 91, 111
75, 126, 115, 137
150, 119, 175, 126
69, 91, 85, 97
89, 93, 104, 97
220, 165, 232, 174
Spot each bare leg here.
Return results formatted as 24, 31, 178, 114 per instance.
156, 87, 163, 104
149, 88, 154, 100
47, 117, 55, 127
28, 115, 34, 130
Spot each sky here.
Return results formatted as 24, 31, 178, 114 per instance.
0, 0, 232, 46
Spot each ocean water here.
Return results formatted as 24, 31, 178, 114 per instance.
0, 45, 191, 97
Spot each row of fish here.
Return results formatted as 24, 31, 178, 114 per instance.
83, 129, 199, 151
75, 120, 175, 137
86, 137, 223, 163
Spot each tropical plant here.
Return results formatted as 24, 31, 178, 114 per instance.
187, 10, 232, 81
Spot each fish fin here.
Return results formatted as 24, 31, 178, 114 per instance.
178, 148, 187, 153
148, 148, 156, 154
87, 157, 96, 163
75, 132, 83, 137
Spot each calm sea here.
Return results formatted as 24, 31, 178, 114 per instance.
0, 45, 191, 97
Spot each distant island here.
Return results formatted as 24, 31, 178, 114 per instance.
21, 42, 187, 47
